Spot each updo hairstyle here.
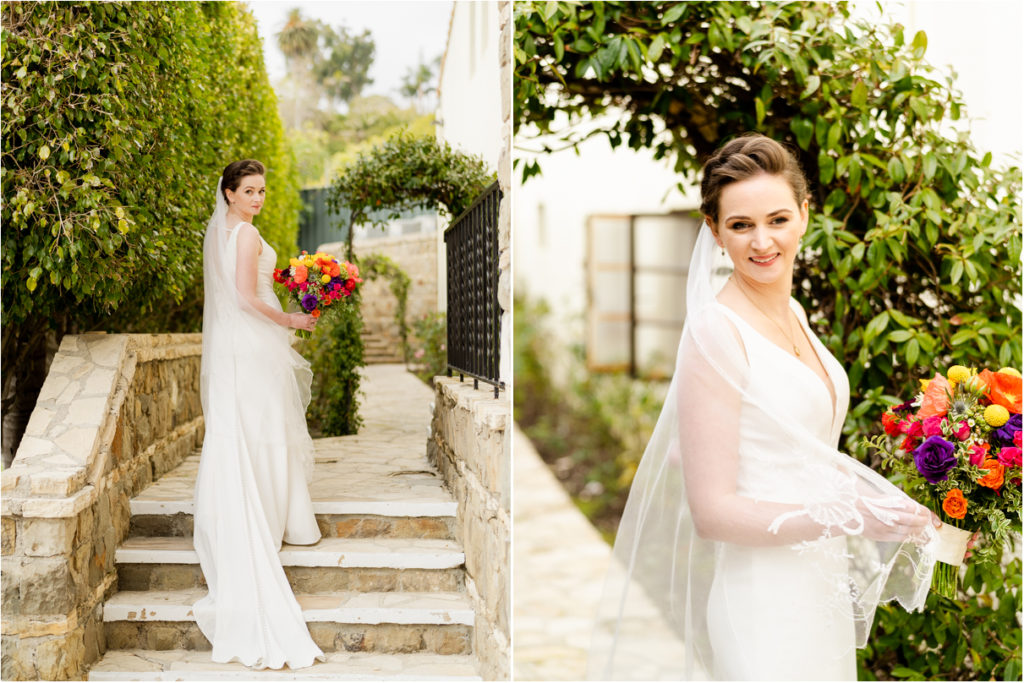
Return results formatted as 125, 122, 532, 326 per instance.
699, 134, 808, 226
221, 159, 266, 202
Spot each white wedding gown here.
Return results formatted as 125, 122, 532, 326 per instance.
193, 224, 324, 669
706, 301, 855, 680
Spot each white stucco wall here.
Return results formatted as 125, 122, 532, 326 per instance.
436, 1, 509, 384
437, 2, 503, 171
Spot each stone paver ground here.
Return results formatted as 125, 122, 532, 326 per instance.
513, 426, 686, 681
512, 427, 611, 681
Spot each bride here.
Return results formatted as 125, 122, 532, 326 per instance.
588, 135, 945, 680
193, 159, 324, 669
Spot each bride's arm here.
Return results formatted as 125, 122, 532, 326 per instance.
235, 224, 305, 329
677, 317, 929, 546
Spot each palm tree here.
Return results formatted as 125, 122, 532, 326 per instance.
277, 8, 320, 74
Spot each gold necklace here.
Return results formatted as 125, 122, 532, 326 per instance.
731, 276, 801, 357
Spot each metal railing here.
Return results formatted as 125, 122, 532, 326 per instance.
444, 181, 504, 398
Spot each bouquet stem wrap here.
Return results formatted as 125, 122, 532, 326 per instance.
931, 522, 973, 599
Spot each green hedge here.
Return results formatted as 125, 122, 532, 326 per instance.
1, 1, 300, 335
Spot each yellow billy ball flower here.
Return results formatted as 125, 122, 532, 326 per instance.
947, 365, 971, 385
321, 274, 331, 284
998, 367, 1022, 378
984, 404, 1010, 427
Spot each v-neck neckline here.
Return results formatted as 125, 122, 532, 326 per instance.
714, 300, 839, 430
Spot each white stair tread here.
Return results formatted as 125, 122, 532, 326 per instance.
116, 536, 465, 569
103, 589, 474, 625
130, 455, 457, 518
87, 650, 481, 680
130, 498, 457, 518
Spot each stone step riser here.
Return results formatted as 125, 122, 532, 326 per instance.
104, 622, 472, 656
129, 514, 455, 540
117, 565, 463, 593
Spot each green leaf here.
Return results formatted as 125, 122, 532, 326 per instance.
39, 145, 50, 161
755, 97, 766, 126
888, 330, 913, 343
801, 74, 821, 99
851, 81, 868, 107
950, 259, 964, 285
911, 29, 928, 58
648, 34, 666, 63
790, 118, 814, 150
554, 33, 564, 62
661, 3, 686, 25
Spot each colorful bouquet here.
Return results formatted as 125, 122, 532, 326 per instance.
867, 365, 1022, 599
273, 250, 362, 338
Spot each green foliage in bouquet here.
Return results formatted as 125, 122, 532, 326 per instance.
304, 299, 365, 436
514, 1, 1022, 455
328, 130, 494, 259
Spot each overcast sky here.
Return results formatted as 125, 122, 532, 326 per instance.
246, 1, 453, 98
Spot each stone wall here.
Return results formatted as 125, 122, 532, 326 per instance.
1, 333, 203, 680
319, 232, 439, 350
427, 377, 510, 680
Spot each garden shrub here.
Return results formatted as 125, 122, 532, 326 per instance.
304, 300, 364, 436
411, 312, 447, 384
359, 253, 412, 361
2, 1, 300, 454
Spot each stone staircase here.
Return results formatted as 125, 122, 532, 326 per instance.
362, 329, 404, 365
87, 373, 480, 680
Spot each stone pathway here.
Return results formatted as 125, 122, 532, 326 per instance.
511, 427, 612, 681
87, 364, 482, 680
513, 427, 694, 681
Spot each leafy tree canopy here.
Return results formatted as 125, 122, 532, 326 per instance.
515, 0, 1021, 416
329, 131, 494, 257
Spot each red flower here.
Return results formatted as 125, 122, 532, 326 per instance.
953, 421, 971, 441
882, 412, 901, 437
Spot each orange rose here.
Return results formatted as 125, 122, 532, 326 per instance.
942, 488, 967, 520
917, 373, 951, 418
976, 458, 1005, 490
978, 369, 1022, 413
310, 308, 321, 318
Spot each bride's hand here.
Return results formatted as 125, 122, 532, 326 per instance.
289, 313, 317, 332
858, 499, 939, 543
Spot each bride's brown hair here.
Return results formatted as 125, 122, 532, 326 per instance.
699, 134, 808, 225
221, 159, 265, 202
